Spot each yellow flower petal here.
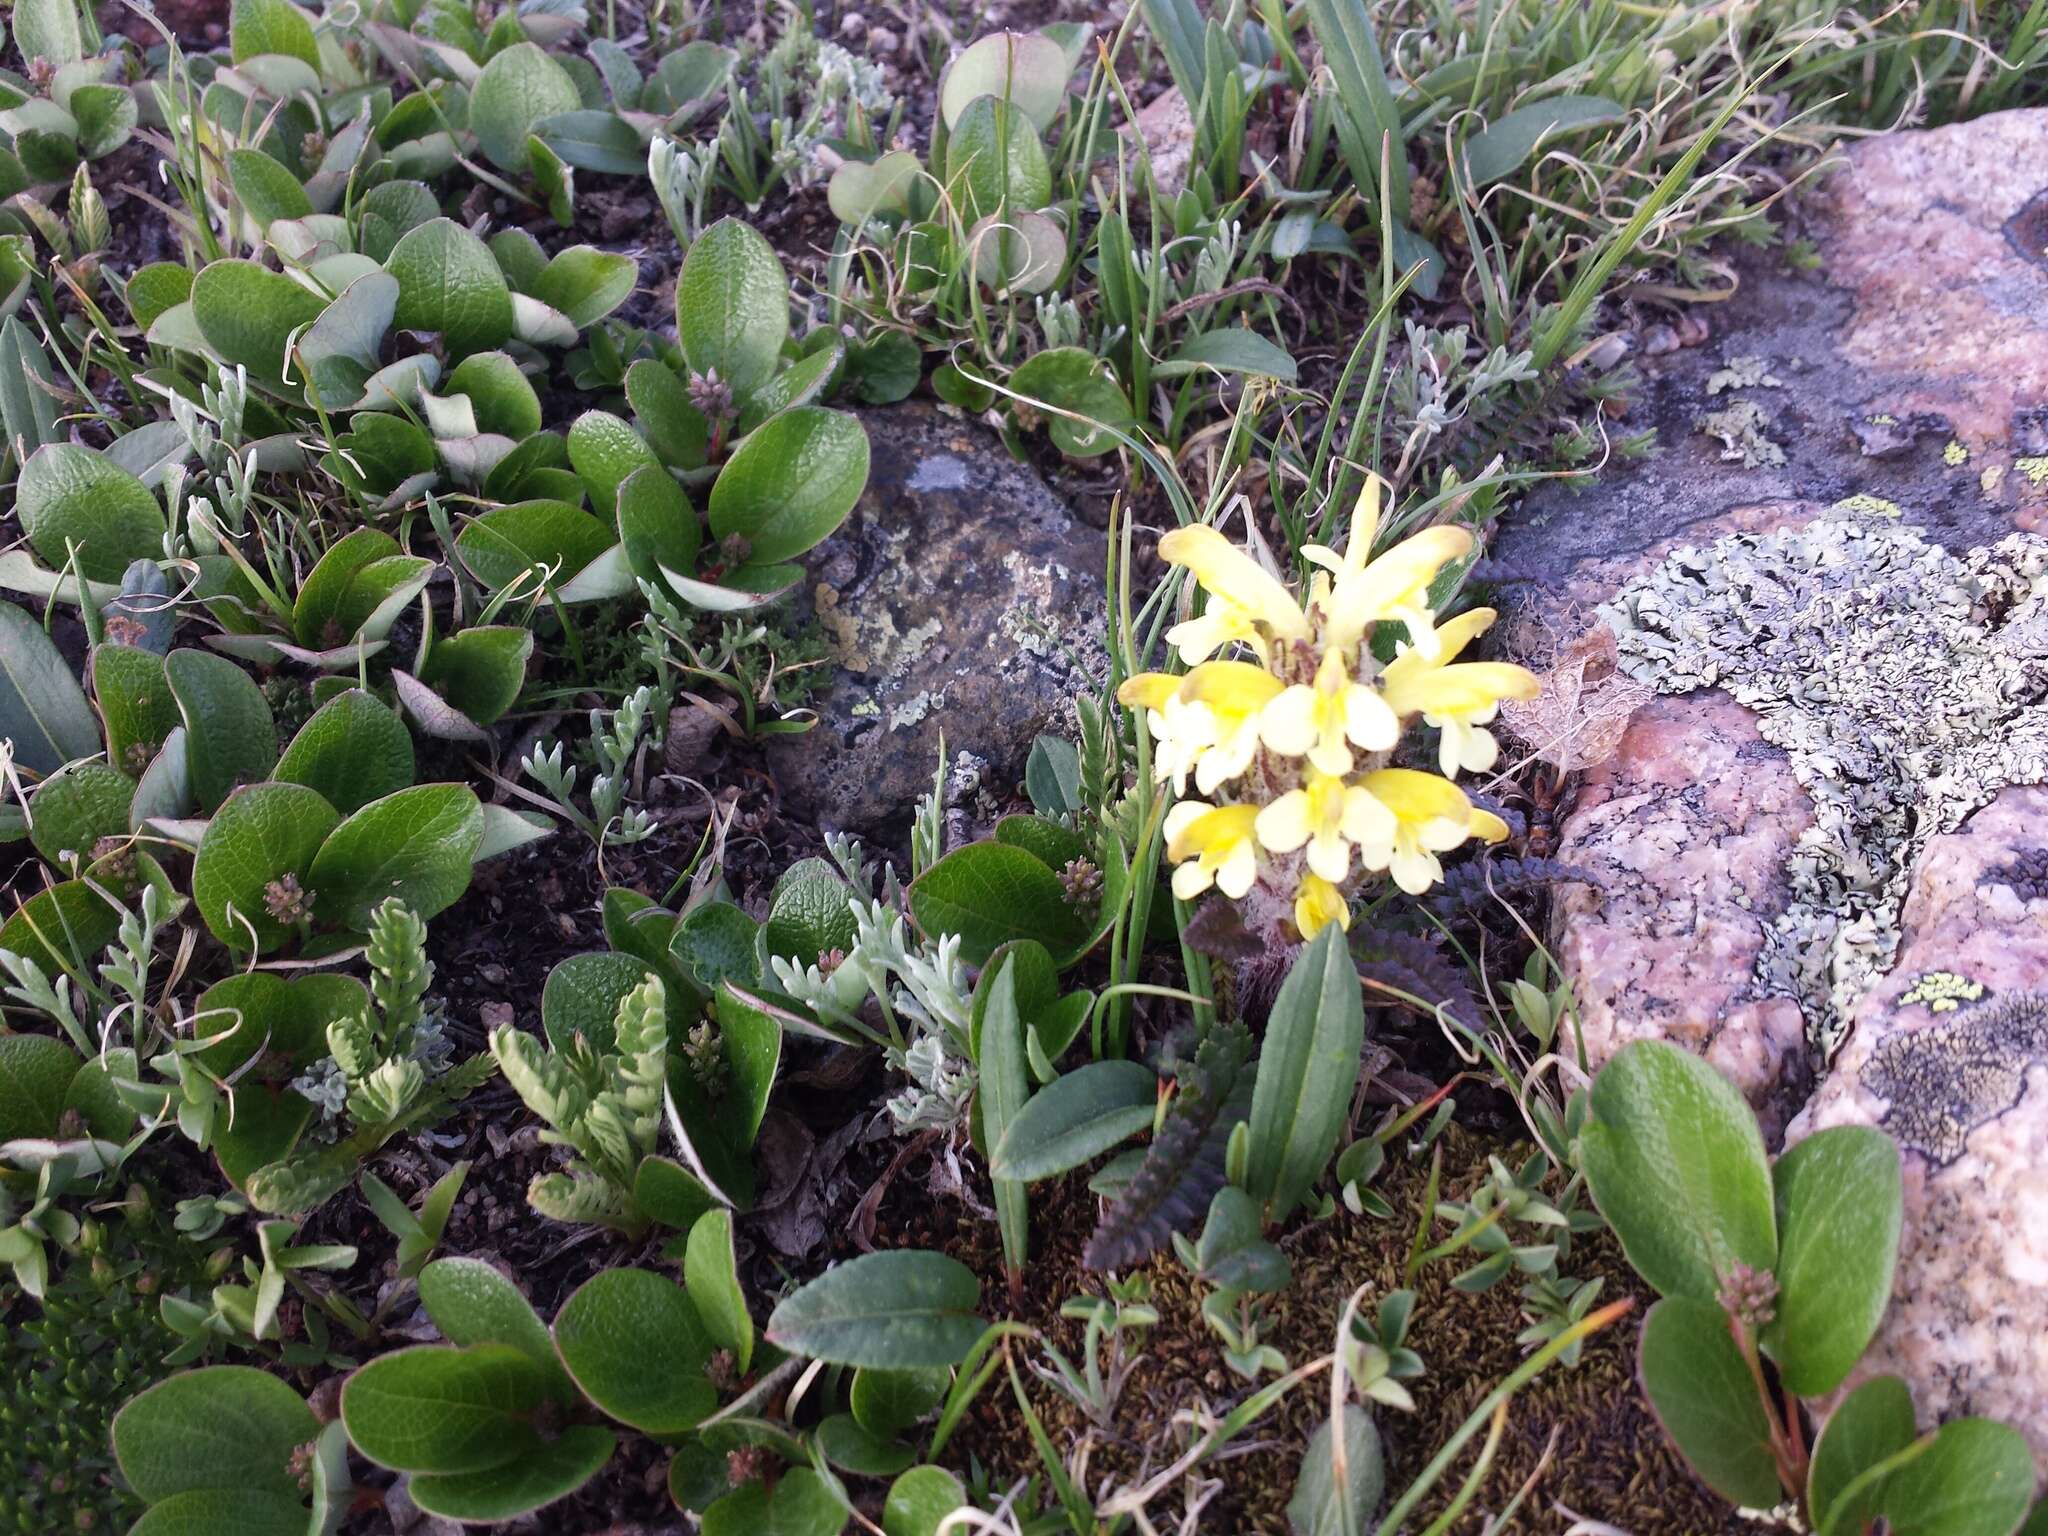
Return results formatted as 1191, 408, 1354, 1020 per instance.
1468, 808, 1512, 844
1117, 672, 1181, 710
1324, 526, 1474, 651
1294, 873, 1351, 938
1359, 767, 1472, 826
1181, 660, 1286, 714
1159, 526, 1311, 642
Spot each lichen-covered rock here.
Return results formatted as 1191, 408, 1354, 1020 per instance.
1552, 691, 1815, 1133
765, 402, 1108, 832
1786, 785, 2048, 1471
1603, 519, 2048, 1059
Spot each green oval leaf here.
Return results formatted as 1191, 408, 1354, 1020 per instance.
1639, 1295, 1783, 1509
418, 1256, 575, 1400
707, 405, 867, 565
0, 1033, 80, 1141
113, 1365, 316, 1502
166, 647, 279, 814
884, 1465, 967, 1536
553, 1267, 717, 1434
674, 216, 788, 400
470, 42, 582, 173
341, 1343, 550, 1475
908, 841, 1090, 968
275, 688, 415, 814
1762, 1125, 1901, 1397
306, 782, 484, 930
191, 782, 340, 952
684, 1208, 754, 1372
387, 218, 515, 358
408, 1424, 614, 1523
1882, 1418, 2038, 1536
1809, 1375, 1916, 1534
191, 259, 327, 392
16, 443, 164, 582
1579, 1039, 1778, 1304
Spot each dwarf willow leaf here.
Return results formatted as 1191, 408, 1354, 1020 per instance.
1638, 1295, 1783, 1509
1578, 1039, 1777, 1304
908, 841, 1090, 968
1808, 1375, 1916, 1534
553, 1267, 717, 1434
306, 782, 484, 930
386, 218, 515, 358
342, 1343, 551, 1475
1287, 1412, 1384, 1536
229, 0, 319, 70
1761, 1125, 1901, 1397
166, 648, 279, 812
190, 259, 327, 392
15, 442, 164, 582
0, 1033, 77, 1141
674, 216, 788, 400
884, 1465, 967, 1536
684, 1210, 754, 1371
945, 94, 1051, 224
113, 1366, 316, 1503
470, 42, 582, 173
407, 1426, 614, 1523
274, 688, 415, 814
191, 782, 339, 952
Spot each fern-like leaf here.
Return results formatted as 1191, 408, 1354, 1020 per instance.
1428, 855, 1596, 917
1352, 927, 1483, 1034
1084, 1016, 1255, 1272
527, 1168, 636, 1231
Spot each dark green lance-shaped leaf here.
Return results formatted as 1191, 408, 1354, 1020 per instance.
766, 1250, 986, 1368
553, 1267, 717, 1434
977, 954, 1031, 1276
1809, 1375, 1916, 1534
0, 878, 118, 976
0, 1033, 78, 1141
307, 782, 483, 930
1245, 925, 1364, 1220
708, 406, 868, 565
469, 43, 581, 173
1578, 1039, 1777, 1304
16, 442, 165, 582
674, 216, 789, 400
0, 598, 98, 776
944, 94, 1051, 224
342, 1343, 551, 1474
191, 782, 339, 952
1883, 1419, 2038, 1536
1286, 1411, 1385, 1536
418, 626, 531, 727
684, 1208, 754, 1372
191, 259, 327, 392
230, 0, 318, 69
1460, 96, 1626, 187
1154, 328, 1299, 383
1303, 0, 1405, 219
1024, 736, 1081, 816
1637, 1296, 1782, 1510
113, 1365, 316, 1502
884, 1465, 967, 1536
1762, 1125, 1901, 1397
991, 1059, 1156, 1181
275, 688, 414, 814
909, 841, 1091, 968
94, 643, 179, 775
28, 762, 132, 866
387, 218, 514, 358
127, 1487, 310, 1536
407, 1425, 614, 1523
418, 1257, 575, 1400
664, 982, 780, 1207
167, 647, 278, 813
0, 315, 64, 464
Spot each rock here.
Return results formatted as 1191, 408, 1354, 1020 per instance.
1785, 785, 2048, 1471
1126, 87, 1195, 198
765, 402, 1108, 833
1551, 691, 1815, 1136
1494, 109, 2048, 1115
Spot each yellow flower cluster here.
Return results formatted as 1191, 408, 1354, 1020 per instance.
1119, 482, 1539, 938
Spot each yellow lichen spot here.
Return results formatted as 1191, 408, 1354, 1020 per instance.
1942, 439, 1969, 467
1898, 971, 1985, 1014
1981, 463, 2006, 496
2017, 456, 2048, 488
1866, 412, 1897, 427
1829, 493, 1902, 519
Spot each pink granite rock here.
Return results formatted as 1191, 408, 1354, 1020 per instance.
1786, 785, 2048, 1472
1551, 690, 1815, 1136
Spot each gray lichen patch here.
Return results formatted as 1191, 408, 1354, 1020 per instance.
1601, 518, 2048, 1057
1695, 399, 1788, 468
1705, 355, 1784, 395
1865, 992, 2048, 1164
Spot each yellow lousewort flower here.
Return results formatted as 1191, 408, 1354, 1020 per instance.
1293, 873, 1351, 938
1254, 770, 1394, 884
1354, 768, 1494, 895
1302, 475, 1385, 581
1160, 525, 1312, 663
1261, 645, 1398, 776
1178, 661, 1285, 795
1321, 524, 1475, 658
1378, 608, 1541, 777
1164, 801, 1262, 901
1117, 671, 1206, 793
